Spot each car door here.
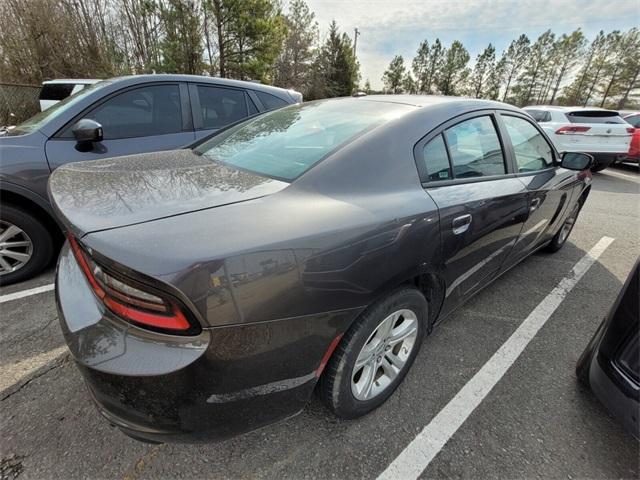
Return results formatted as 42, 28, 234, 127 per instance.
497, 112, 575, 265
415, 112, 529, 315
45, 83, 195, 170
189, 84, 259, 141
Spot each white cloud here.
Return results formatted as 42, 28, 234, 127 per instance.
303, 0, 639, 89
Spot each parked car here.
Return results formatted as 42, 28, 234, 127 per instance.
622, 112, 640, 163
51, 96, 594, 443
39, 79, 100, 111
523, 106, 633, 171
0, 74, 301, 285
577, 259, 639, 440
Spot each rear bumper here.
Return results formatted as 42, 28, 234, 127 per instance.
55, 242, 355, 443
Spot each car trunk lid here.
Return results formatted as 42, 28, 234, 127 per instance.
49, 149, 289, 235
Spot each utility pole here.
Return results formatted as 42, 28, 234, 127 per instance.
353, 27, 360, 58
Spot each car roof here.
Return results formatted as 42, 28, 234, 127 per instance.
107, 74, 299, 98
349, 94, 520, 113
524, 105, 620, 114
42, 79, 101, 84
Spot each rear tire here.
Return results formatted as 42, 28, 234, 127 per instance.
0, 205, 54, 285
318, 287, 428, 419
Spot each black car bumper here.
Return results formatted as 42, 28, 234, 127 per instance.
56, 243, 356, 443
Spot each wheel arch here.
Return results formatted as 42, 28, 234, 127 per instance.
0, 185, 63, 242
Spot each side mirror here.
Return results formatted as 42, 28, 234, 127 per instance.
561, 152, 594, 171
72, 119, 103, 144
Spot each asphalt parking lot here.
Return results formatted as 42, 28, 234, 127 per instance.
1, 164, 639, 480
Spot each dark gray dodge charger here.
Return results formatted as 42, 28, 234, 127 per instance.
51, 95, 594, 443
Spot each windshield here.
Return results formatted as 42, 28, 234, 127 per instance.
195, 100, 413, 181
6, 80, 112, 136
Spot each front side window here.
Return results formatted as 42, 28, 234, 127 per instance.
443, 116, 506, 178
195, 100, 413, 181
502, 115, 554, 172
197, 86, 248, 129
85, 84, 182, 139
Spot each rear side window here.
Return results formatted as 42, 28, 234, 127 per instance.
443, 116, 506, 178
422, 135, 452, 181
526, 109, 551, 123
502, 115, 554, 172
85, 84, 182, 139
624, 115, 640, 128
256, 91, 288, 111
197, 86, 248, 129
40, 83, 75, 101
566, 110, 625, 124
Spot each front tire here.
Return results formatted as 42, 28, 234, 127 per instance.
318, 287, 428, 419
545, 202, 580, 253
0, 205, 54, 285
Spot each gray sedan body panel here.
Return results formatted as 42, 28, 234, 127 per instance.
51, 96, 590, 442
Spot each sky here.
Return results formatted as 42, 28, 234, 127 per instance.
304, 0, 640, 90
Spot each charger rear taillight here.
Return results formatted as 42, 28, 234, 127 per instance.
68, 235, 194, 333
555, 126, 591, 135
627, 127, 635, 134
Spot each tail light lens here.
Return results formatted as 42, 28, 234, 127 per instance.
626, 127, 635, 134
555, 126, 591, 135
68, 235, 197, 334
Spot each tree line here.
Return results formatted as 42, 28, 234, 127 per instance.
0, 0, 358, 100
382, 28, 640, 109
1, 0, 638, 109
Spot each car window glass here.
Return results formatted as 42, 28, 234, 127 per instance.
197, 86, 248, 129
502, 115, 554, 172
422, 135, 451, 181
39, 83, 75, 101
85, 84, 182, 139
526, 109, 551, 123
566, 111, 626, 124
444, 116, 506, 178
247, 96, 259, 115
256, 91, 288, 111
625, 115, 640, 128
195, 101, 413, 182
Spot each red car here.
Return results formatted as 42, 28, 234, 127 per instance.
623, 113, 640, 162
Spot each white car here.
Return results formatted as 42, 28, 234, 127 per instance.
523, 106, 633, 171
39, 79, 100, 111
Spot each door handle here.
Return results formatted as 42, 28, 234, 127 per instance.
452, 214, 472, 235
530, 197, 541, 212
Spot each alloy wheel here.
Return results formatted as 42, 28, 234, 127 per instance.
0, 221, 33, 275
351, 309, 419, 401
559, 207, 578, 245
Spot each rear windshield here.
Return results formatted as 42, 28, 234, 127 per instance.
525, 109, 551, 123
39, 83, 75, 101
566, 110, 625, 124
195, 100, 413, 181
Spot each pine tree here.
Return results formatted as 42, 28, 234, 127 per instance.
514, 30, 555, 106
499, 34, 530, 102
547, 29, 586, 104
274, 0, 318, 92
412, 40, 429, 93
467, 43, 496, 98
436, 41, 470, 96
382, 55, 405, 93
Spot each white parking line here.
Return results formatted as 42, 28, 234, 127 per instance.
0, 283, 55, 304
377, 236, 615, 480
